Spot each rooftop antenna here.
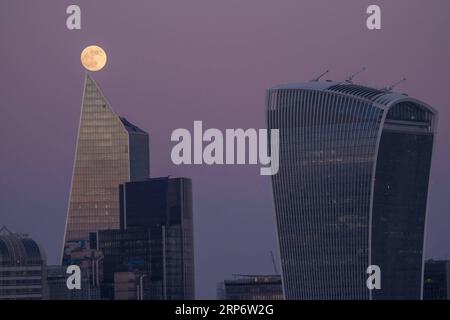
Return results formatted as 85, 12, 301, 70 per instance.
345, 66, 366, 83
270, 251, 279, 275
312, 69, 329, 82
383, 78, 406, 92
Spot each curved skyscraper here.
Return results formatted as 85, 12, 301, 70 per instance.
62, 74, 149, 261
266, 81, 437, 299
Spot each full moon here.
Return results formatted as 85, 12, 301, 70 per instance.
80, 45, 107, 71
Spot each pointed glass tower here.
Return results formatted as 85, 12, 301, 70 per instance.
62, 74, 149, 260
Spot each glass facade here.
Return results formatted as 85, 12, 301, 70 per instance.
63, 74, 149, 259
95, 227, 152, 299
372, 103, 435, 299
120, 177, 195, 300
423, 260, 450, 300
266, 82, 437, 299
94, 177, 194, 300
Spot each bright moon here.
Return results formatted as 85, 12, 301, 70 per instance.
80, 45, 107, 71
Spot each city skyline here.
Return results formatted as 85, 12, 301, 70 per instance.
2, 77, 441, 300
2, 1, 450, 299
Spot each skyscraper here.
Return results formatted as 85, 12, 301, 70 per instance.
62, 74, 149, 260
92, 177, 195, 300
119, 177, 195, 299
266, 81, 437, 299
93, 227, 152, 299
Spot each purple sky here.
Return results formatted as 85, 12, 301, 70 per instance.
1, 0, 450, 298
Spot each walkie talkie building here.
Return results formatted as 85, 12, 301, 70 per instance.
266, 81, 437, 299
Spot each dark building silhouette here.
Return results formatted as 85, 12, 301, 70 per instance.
93, 177, 195, 300
120, 177, 195, 300
423, 259, 450, 300
0, 227, 47, 300
266, 81, 437, 299
218, 275, 283, 300
62, 74, 149, 261
93, 227, 152, 299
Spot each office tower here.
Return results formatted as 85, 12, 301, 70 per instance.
266, 81, 437, 299
93, 227, 152, 299
120, 177, 195, 299
62, 74, 149, 260
423, 260, 450, 300
94, 177, 194, 300
217, 275, 283, 300
0, 227, 47, 300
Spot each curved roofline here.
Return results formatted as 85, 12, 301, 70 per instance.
0, 234, 46, 266
269, 80, 438, 116
271, 80, 340, 91
382, 95, 438, 116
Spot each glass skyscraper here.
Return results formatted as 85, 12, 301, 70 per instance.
62, 74, 149, 260
92, 177, 195, 300
119, 177, 195, 300
266, 81, 437, 299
